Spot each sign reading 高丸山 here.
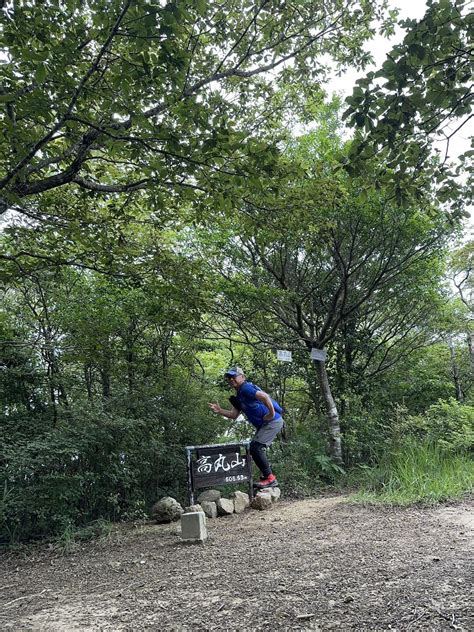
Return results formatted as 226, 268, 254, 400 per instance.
185, 442, 253, 505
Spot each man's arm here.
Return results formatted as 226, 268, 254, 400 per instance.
255, 390, 275, 421
208, 401, 240, 419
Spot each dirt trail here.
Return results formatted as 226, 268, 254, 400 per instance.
1, 495, 472, 631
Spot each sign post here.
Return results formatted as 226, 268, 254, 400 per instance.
185, 441, 253, 506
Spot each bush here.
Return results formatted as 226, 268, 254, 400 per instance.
0, 409, 161, 543
270, 427, 345, 497
341, 402, 406, 467
403, 399, 474, 451
0, 375, 225, 543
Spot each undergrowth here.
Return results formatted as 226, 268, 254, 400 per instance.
349, 440, 474, 506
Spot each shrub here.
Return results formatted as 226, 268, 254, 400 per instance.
1, 409, 160, 542
0, 367, 228, 543
403, 399, 474, 451
341, 403, 407, 466
270, 426, 345, 497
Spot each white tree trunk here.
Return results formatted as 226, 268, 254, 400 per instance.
313, 359, 343, 464
447, 336, 464, 402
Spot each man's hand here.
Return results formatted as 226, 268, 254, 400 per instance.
208, 402, 221, 414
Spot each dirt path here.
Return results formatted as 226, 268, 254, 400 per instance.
1, 495, 472, 631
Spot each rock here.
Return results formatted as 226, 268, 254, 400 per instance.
197, 489, 222, 503
231, 491, 250, 514
251, 492, 272, 511
201, 501, 218, 519
184, 504, 203, 513
267, 487, 281, 502
151, 496, 184, 523
216, 497, 234, 516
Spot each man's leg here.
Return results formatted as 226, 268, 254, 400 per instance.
251, 419, 284, 487
249, 440, 271, 478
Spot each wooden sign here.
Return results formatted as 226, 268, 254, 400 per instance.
185, 442, 253, 505
310, 348, 327, 361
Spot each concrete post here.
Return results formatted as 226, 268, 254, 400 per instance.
180, 511, 207, 543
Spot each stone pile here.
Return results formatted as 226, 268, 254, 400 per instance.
196, 489, 251, 517
151, 486, 282, 525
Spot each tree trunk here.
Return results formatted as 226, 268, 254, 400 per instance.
101, 353, 111, 399
125, 320, 137, 395
467, 331, 474, 376
126, 344, 135, 394
44, 347, 68, 420
313, 359, 343, 464
47, 362, 58, 424
447, 336, 464, 402
84, 364, 93, 400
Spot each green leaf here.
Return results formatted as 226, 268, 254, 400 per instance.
35, 63, 47, 83
0, 93, 15, 103
195, 0, 207, 16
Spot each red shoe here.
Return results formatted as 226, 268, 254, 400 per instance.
254, 473, 278, 488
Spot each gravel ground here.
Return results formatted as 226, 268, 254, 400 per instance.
1, 494, 472, 631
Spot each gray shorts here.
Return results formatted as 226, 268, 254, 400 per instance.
253, 418, 284, 446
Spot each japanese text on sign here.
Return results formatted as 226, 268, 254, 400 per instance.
196, 452, 246, 474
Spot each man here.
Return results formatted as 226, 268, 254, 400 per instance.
208, 366, 283, 488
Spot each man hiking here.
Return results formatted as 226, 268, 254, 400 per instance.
209, 366, 283, 488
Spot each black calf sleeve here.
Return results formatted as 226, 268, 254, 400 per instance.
249, 440, 271, 478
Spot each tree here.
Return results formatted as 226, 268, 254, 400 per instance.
343, 0, 472, 213
198, 128, 452, 463
0, 262, 225, 541
0, 0, 392, 220
447, 240, 473, 397
450, 241, 473, 323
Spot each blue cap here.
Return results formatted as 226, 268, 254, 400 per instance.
224, 366, 244, 377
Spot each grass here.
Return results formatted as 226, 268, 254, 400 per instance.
349, 440, 474, 506
53, 518, 113, 554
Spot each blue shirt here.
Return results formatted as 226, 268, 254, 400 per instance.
236, 381, 282, 429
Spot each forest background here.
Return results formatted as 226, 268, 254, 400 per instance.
1, 0, 472, 543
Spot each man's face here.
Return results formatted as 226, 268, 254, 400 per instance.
226, 374, 245, 389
